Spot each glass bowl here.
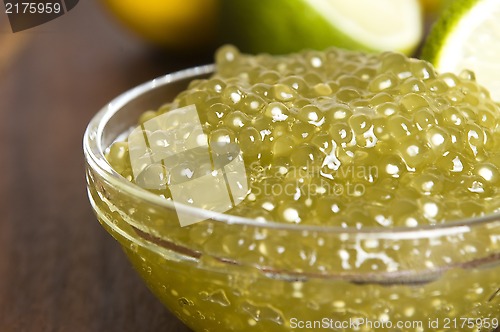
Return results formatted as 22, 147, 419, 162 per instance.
84, 65, 500, 332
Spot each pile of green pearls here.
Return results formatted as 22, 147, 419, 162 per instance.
107, 45, 500, 227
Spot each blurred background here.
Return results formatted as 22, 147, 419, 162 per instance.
0, 0, 447, 331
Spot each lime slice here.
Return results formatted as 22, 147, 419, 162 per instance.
219, 0, 423, 55
421, 0, 500, 101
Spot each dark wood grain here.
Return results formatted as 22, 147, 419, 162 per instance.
0, 1, 211, 331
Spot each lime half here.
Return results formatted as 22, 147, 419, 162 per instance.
422, 0, 500, 102
219, 0, 423, 55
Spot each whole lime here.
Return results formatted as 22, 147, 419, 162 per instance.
218, 0, 423, 55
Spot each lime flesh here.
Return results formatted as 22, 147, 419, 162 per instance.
422, 0, 500, 102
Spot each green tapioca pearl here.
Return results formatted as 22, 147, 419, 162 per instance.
138, 110, 158, 124
186, 78, 205, 90
271, 119, 290, 137
271, 83, 296, 102
135, 163, 169, 189
325, 81, 340, 94
484, 98, 500, 112
348, 114, 372, 135
251, 115, 273, 133
463, 123, 490, 152
223, 110, 251, 132
414, 108, 437, 130
473, 163, 500, 185
445, 89, 467, 105
221, 85, 246, 105
303, 72, 323, 85
362, 184, 395, 204
398, 77, 427, 94
410, 173, 443, 195
389, 200, 421, 226
441, 106, 466, 126
264, 102, 290, 122
237, 126, 262, 156
279, 75, 309, 94
437, 150, 470, 174
380, 52, 411, 78
204, 78, 227, 94
336, 88, 361, 104
289, 97, 312, 109
314, 198, 344, 224
275, 199, 308, 224
157, 102, 172, 114
289, 120, 317, 143
285, 61, 308, 75
208, 127, 236, 154
290, 143, 323, 168
148, 130, 179, 157
107, 141, 130, 173
375, 101, 401, 117
353, 66, 377, 81
387, 115, 415, 139
324, 47, 341, 61
460, 78, 481, 93
368, 92, 393, 107
168, 159, 200, 185
443, 126, 466, 152
215, 44, 240, 65
310, 83, 333, 97
224, 76, 247, 87
272, 136, 295, 158
324, 104, 352, 124
310, 133, 334, 154
180, 90, 210, 109
329, 123, 353, 144
440, 72, 460, 88
250, 83, 271, 100
378, 154, 406, 178
455, 106, 477, 122
368, 73, 399, 93
477, 106, 499, 129
257, 70, 281, 84
297, 105, 324, 126
394, 185, 422, 203
347, 205, 378, 226
350, 102, 374, 115
409, 59, 436, 80
397, 136, 431, 169
304, 50, 325, 68
425, 125, 451, 152
241, 94, 265, 114
371, 117, 390, 140
462, 176, 495, 198
207, 103, 231, 125
458, 69, 476, 82
245, 66, 263, 84
400, 93, 429, 112
337, 75, 367, 90
417, 197, 445, 222
338, 61, 363, 74
462, 92, 480, 106
425, 78, 449, 93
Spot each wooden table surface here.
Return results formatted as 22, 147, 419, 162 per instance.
0, 1, 211, 331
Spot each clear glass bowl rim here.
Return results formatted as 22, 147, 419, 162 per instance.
83, 64, 500, 236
